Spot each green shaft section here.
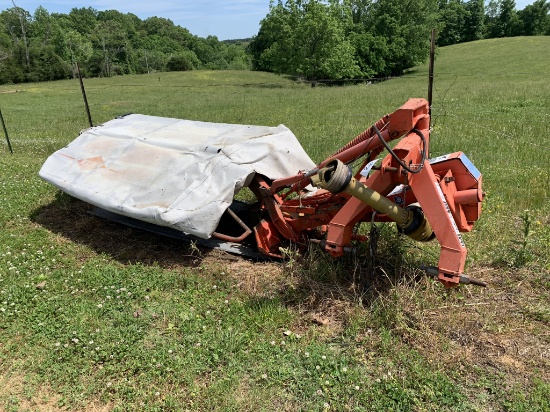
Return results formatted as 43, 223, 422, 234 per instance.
344, 177, 410, 226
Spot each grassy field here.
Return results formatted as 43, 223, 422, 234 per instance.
0, 36, 548, 411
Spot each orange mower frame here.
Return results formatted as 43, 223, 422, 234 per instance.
247, 98, 484, 288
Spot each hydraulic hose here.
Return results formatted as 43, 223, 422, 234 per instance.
284, 115, 390, 198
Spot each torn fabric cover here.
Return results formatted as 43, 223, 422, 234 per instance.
39, 114, 316, 238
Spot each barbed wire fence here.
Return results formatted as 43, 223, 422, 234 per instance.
2, 69, 549, 157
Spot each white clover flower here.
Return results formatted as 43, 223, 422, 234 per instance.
354, 385, 360, 390
321, 355, 326, 360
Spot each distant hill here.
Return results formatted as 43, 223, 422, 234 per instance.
424, 36, 550, 76
0, 6, 253, 85
222, 38, 252, 45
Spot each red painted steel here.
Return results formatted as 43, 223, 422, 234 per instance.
249, 99, 483, 287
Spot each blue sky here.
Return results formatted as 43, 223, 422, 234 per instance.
7, 0, 271, 40
5, 1, 537, 41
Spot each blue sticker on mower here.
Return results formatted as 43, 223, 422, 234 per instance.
457, 153, 482, 180
429, 153, 481, 180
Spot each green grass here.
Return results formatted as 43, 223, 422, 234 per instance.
1, 37, 549, 411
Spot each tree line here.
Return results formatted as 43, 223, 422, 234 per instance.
0, 5, 251, 84
249, 0, 550, 80
1, 1, 549, 84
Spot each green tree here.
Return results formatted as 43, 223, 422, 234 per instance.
224, 43, 251, 70
27, 44, 70, 81
67, 7, 98, 35
0, 29, 25, 83
368, 0, 439, 75
348, 30, 389, 77
292, 0, 359, 79
30, 6, 54, 46
248, 1, 292, 72
165, 50, 200, 71
487, 0, 522, 37
0, 4, 253, 84
437, 0, 469, 46
518, 0, 550, 35
2, 5, 31, 69
500, 0, 522, 36
251, 0, 359, 80
191, 35, 231, 69
463, 0, 485, 41
94, 20, 127, 76
346, 0, 375, 25
135, 48, 167, 73
58, 29, 93, 78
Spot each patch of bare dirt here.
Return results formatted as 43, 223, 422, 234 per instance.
387, 265, 549, 389
0, 373, 112, 412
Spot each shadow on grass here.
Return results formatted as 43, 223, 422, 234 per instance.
274, 227, 430, 326
30, 193, 218, 269
31, 192, 429, 323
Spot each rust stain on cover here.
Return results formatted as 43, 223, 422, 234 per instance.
78, 156, 106, 170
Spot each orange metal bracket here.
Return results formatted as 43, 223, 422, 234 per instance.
251, 98, 484, 287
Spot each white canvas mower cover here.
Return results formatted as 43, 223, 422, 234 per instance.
39, 114, 316, 238
39, 99, 487, 287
